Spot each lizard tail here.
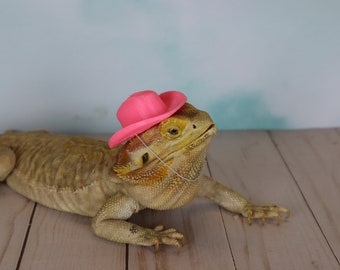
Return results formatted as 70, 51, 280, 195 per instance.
0, 146, 16, 181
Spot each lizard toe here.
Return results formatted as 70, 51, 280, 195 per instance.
244, 203, 290, 225
144, 225, 185, 252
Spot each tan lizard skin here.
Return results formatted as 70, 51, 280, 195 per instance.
0, 103, 289, 251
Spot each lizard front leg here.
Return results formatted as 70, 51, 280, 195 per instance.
91, 193, 185, 251
197, 176, 290, 224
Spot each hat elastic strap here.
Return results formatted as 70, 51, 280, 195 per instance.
135, 134, 201, 183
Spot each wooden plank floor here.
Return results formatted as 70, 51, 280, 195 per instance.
1, 129, 340, 270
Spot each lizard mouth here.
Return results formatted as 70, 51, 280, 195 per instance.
201, 124, 217, 138
154, 124, 217, 161
188, 124, 216, 148
202, 124, 217, 138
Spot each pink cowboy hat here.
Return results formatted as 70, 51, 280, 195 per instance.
108, 90, 187, 148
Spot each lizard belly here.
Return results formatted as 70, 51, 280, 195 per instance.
7, 173, 107, 217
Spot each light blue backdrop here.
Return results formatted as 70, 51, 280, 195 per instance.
1, 1, 340, 134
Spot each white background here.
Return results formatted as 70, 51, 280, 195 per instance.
1, 0, 339, 133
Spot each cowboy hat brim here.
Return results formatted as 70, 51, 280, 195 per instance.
108, 91, 187, 148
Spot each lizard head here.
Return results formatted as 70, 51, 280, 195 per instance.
113, 103, 216, 209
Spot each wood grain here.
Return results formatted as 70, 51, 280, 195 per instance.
271, 129, 340, 264
18, 204, 126, 270
0, 185, 34, 269
1, 131, 340, 269
207, 131, 339, 270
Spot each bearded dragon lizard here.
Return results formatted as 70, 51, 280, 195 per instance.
0, 103, 289, 251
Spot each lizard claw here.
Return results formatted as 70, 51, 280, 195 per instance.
244, 203, 290, 225
145, 225, 186, 253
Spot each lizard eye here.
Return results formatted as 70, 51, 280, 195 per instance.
168, 128, 179, 136
160, 118, 186, 139
142, 153, 149, 164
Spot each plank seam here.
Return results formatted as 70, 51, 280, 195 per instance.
15, 202, 37, 270
206, 156, 238, 270
125, 244, 129, 270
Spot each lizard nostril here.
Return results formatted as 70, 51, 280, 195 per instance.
192, 124, 197, 129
